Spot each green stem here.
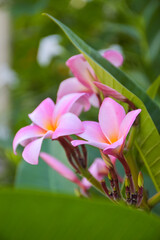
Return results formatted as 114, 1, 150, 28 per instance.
148, 192, 160, 208
118, 153, 135, 193
125, 151, 138, 190
125, 127, 139, 190
125, 127, 149, 209
79, 167, 107, 197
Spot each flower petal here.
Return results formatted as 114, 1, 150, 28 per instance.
103, 50, 123, 67
69, 102, 84, 116
69, 98, 91, 116
89, 158, 108, 179
22, 137, 43, 165
82, 158, 108, 189
40, 152, 85, 190
119, 109, 141, 139
72, 121, 109, 149
99, 98, 126, 143
53, 93, 85, 121
66, 54, 97, 91
13, 125, 46, 154
77, 121, 108, 144
28, 98, 55, 131
57, 77, 89, 100
94, 82, 126, 101
103, 137, 124, 156
71, 139, 108, 149
22, 131, 52, 165
89, 93, 100, 108
52, 112, 84, 139
57, 78, 91, 115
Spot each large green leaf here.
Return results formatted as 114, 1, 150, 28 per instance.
43, 14, 160, 191
147, 75, 160, 99
15, 141, 100, 193
0, 189, 160, 240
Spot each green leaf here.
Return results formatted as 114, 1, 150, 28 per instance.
15, 141, 100, 194
147, 75, 160, 99
15, 141, 77, 194
106, 22, 140, 40
148, 30, 160, 61
0, 189, 160, 240
43, 14, 160, 192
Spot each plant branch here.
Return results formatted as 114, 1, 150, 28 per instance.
148, 192, 160, 208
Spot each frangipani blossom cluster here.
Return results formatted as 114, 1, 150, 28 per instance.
13, 49, 143, 206
57, 49, 124, 115
72, 98, 141, 157
13, 93, 85, 164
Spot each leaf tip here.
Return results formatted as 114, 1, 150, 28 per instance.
42, 12, 47, 16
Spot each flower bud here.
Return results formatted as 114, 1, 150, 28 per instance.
108, 171, 112, 181
125, 177, 130, 188
138, 172, 144, 188
100, 150, 112, 168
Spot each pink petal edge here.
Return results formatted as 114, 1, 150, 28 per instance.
52, 112, 84, 139
77, 121, 107, 144
99, 98, 126, 143
13, 125, 46, 154
57, 77, 89, 100
22, 131, 52, 165
119, 109, 141, 139
28, 98, 55, 131
103, 49, 123, 67
71, 139, 108, 150
53, 93, 86, 121
40, 152, 86, 190
94, 82, 126, 101
66, 54, 96, 91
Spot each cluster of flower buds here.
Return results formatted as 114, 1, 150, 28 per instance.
13, 49, 143, 206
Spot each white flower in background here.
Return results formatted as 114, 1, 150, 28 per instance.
0, 64, 17, 87
37, 34, 64, 66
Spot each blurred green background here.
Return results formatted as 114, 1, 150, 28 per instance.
0, 0, 160, 210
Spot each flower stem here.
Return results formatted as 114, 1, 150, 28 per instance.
125, 151, 139, 190
79, 167, 108, 197
101, 180, 112, 198
81, 145, 87, 168
125, 126, 139, 190
148, 192, 160, 208
109, 167, 121, 199
118, 153, 135, 193
58, 138, 80, 172
137, 187, 143, 207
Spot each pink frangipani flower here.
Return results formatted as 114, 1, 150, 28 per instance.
13, 93, 85, 165
40, 152, 86, 191
57, 50, 123, 115
72, 97, 141, 157
66, 50, 123, 90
